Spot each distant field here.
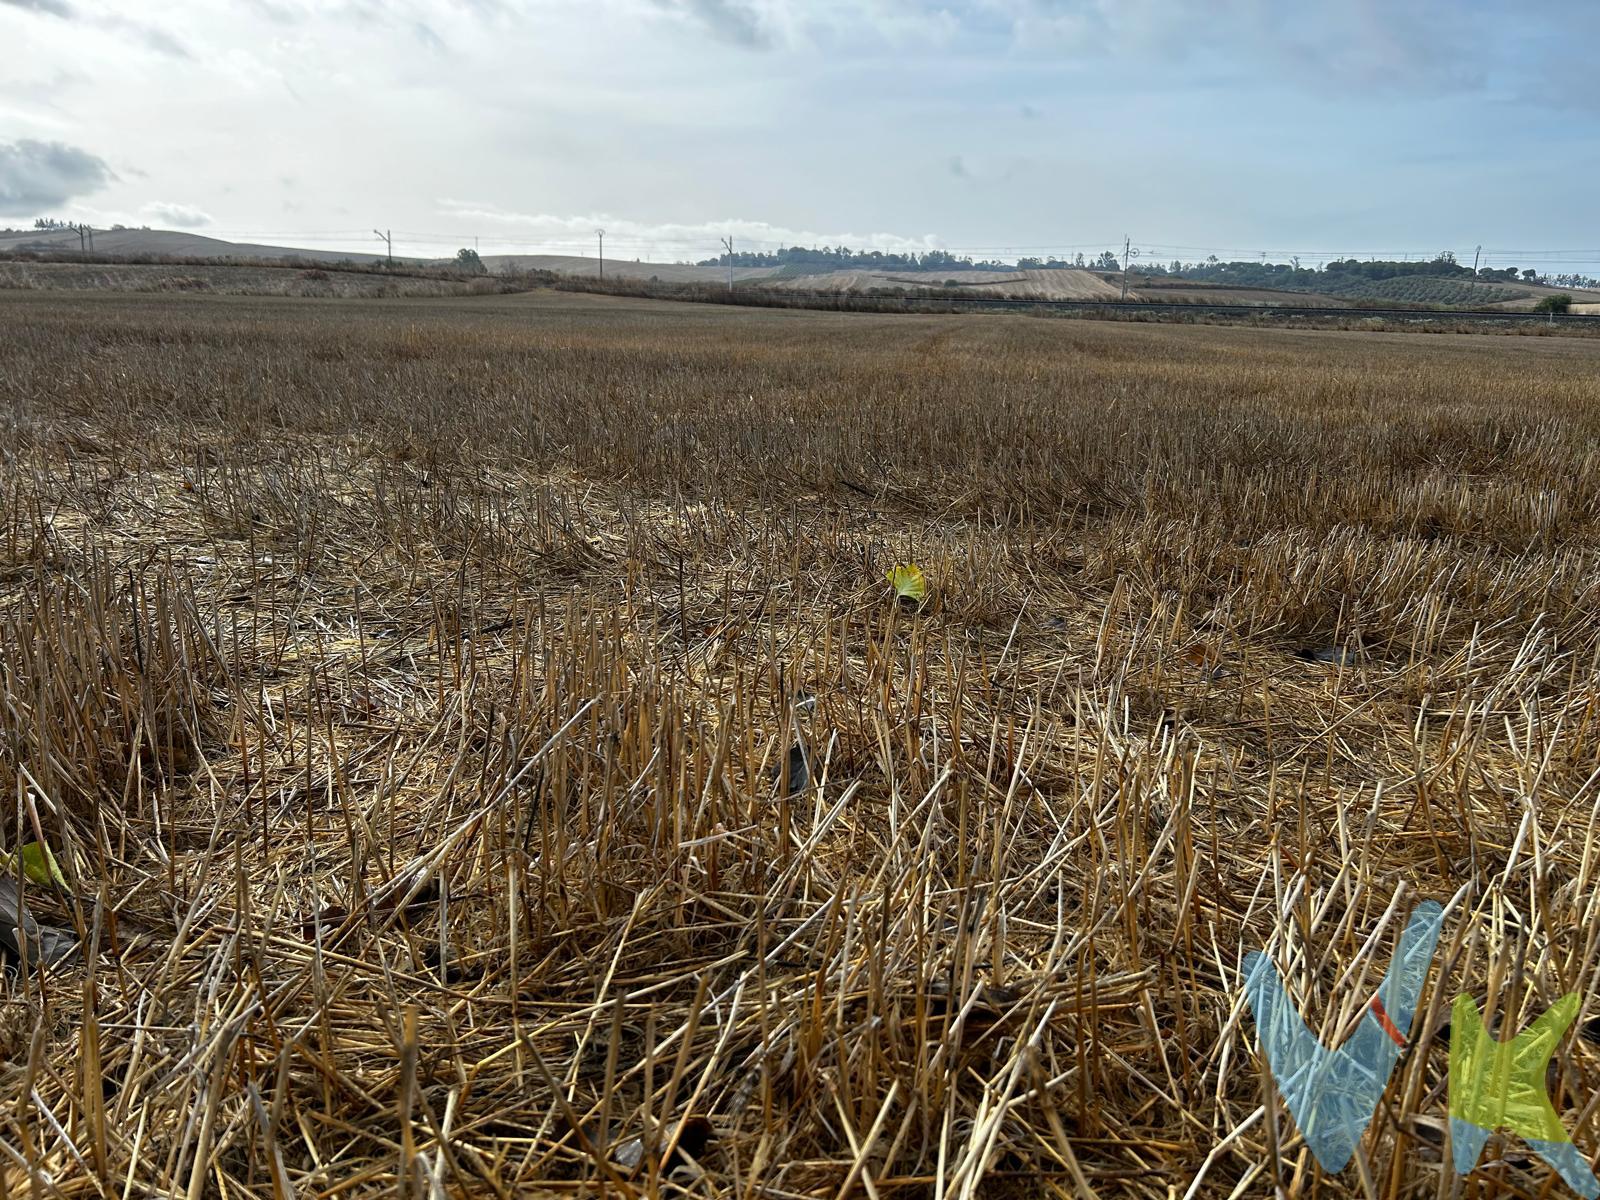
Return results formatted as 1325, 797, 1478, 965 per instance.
0, 226, 394, 264
1487, 287, 1600, 311
783, 266, 1128, 299
481, 252, 782, 284
0, 259, 514, 297
9, 228, 1596, 311
3, 289, 1600, 1197
485, 258, 1134, 299
764, 268, 1363, 305
1128, 277, 1348, 306
1316, 274, 1530, 306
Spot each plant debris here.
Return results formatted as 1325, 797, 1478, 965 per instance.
0, 880, 77, 969
2, 291, 1598, 1197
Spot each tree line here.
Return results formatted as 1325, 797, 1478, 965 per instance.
697, 246, 1126, 273
1164, 251, 1593, 288
692, 245, 1598, 290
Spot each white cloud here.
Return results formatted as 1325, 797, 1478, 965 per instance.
0, 0, 75, 17
2, 0, 1597, 272
0, 138, 113, 215
142, 200, 211, 227
659, 0, 770, 48
434, 200, 943, 259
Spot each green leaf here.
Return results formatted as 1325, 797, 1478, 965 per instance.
885, 564, 926, 603
1, 843, 68, 889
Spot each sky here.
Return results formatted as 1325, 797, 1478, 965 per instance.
2, 0, 1598, 273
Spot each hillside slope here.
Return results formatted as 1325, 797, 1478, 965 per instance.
6, 228, 1597, 309
764, 267, 1125, 300
479, 253, 780, 284
0, 260, 512, 298
0, 227, 397, 264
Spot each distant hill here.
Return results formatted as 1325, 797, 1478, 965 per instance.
766, 267, 1131, 301
1166, 255, 1600, 308
0, 232, 779, 285
0, 259, 516, 299
0, 231, 1216, 301
5, 228, 1598, 309
480, 253, 780, 285
1317, 275, 1541, 307
0, 227, 394, 264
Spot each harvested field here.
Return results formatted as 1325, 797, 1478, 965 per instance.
3, 288, 1600, 1198
766, 267, 1127, 300
1492, 292, 1600, 312
1131, 278, 1347, 306
0, 260, 517, 298
482, 254, 781, 285
0, 227, 394, 265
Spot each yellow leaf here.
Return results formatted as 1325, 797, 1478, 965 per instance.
1, 843, 67, 888
886, 564, 926, 603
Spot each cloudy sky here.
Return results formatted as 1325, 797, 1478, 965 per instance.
2, 0, 1598, 271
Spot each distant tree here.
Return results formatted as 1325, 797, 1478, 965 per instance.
455, 248, 487, 275
1521, 268, 1540, 282
1073, 252, 1085, 268
1535, 294, 1572, 313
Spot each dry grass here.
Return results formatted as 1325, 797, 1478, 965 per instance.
0, 261, 519, 299
3, 287, 1600, 1199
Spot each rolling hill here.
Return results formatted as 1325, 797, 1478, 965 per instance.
0, 227, 395, 264
4, 227, 1598, 309
479, 253, 780, 285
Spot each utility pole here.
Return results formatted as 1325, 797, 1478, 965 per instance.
1120, 235, 1140, 301
596, 228, 605, 280
721, 236, 734, 292
74, 223, 87, 257
1472, 244, 1482, 274
373, 228, 392, 266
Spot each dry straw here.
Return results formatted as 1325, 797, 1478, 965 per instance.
0, 288, 1599, 1197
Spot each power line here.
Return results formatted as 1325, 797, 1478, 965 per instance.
27, 221, 1600, 274
1121, 235, 1139, 301
96, 224, 1600, 264
31, 219, 1600, 261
